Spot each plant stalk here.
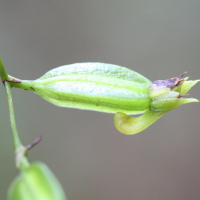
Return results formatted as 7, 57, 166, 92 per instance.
0, 57, 8, 82
4, 80, 30, 170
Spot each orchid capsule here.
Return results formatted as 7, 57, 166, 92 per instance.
7, 162, 67, 200
9, 63, 199, 134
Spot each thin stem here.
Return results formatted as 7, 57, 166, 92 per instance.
4, 81, 30, 170
0, 57, 8, 82
5, 81, 22, 149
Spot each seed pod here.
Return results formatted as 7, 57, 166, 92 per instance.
7, 162, 67, 200
10, 63, 199, 134
11, 63, 152, 114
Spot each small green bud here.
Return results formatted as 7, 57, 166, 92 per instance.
10, 63, 199, 134
7, 162, 67, 200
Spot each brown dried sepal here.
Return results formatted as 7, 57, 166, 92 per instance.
150, 72, 187, 91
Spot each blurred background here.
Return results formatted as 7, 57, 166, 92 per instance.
0, 1, 200, 199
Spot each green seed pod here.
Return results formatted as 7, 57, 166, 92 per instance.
10, 63, 199, 134
7, 162, 67, 200
11, 63, 152, 114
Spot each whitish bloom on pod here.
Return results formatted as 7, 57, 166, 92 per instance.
9, 63, 199, 134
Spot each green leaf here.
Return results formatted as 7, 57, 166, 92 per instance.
114, 110, 165, 135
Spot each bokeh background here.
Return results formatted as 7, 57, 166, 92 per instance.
0, 1, 200, 200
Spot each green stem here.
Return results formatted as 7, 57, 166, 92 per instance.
0, 57, 8, 82
0, 57, 29, 170
4, 81, 30, 170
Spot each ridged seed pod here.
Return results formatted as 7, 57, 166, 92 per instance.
10, 63, 199, 134
7, 162, 67, 200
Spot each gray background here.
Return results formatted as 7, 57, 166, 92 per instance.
0, 1, 200, 200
